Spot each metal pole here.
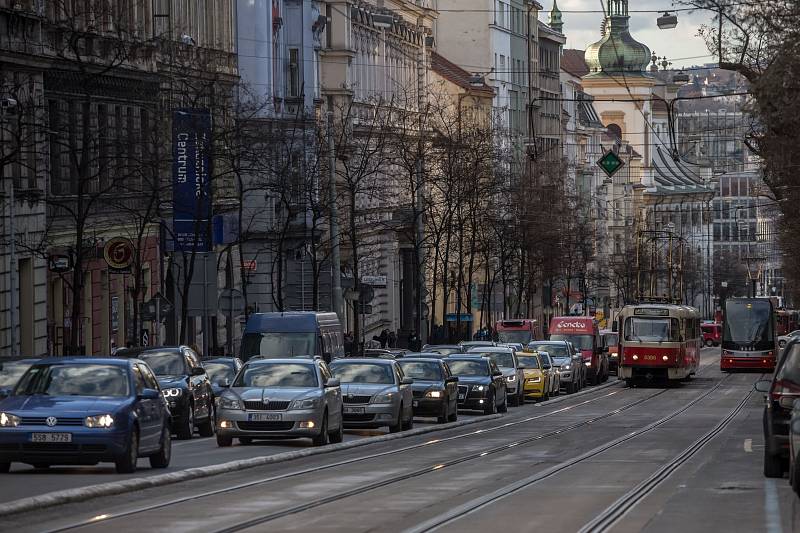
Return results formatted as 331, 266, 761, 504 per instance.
9, 165, 16, 355
415, 157, 424, 342
155, 294, 160, 346
327, 111, 343, 319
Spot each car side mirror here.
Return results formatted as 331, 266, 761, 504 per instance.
754, 380, 771, 393
139, 388, 160, 400
446, 376, 459, 383
0, 387, 11, 400
325, 378, 340, 388
542, 364, 551, 370
492, 370, 503, 377
218, 377, 232, 387
401, 377, 414, 385
191, 367, 206, 376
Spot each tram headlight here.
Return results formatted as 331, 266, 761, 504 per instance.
662, 355, 669, 361
632, 355, 639, 361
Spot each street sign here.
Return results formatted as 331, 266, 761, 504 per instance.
361, 275, 387, 287
358, 285, 375, 304
104, 237, 135, 272
218, 288, 245, 317
344, 289, 359, 301
243, 259, 257, 272
597, 150, 625, 178
141, 329, 149, 347
48, 254, 72, 273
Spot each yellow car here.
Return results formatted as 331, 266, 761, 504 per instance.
517, 352, 552, 401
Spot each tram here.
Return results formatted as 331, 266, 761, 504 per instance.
617, 304, 701, 384
720, 298, 777, 371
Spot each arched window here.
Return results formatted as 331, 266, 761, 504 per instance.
607, 123, 622, 139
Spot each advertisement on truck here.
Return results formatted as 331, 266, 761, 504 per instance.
549, 317, 609, 384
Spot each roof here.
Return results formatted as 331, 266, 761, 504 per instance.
649, 137, 714, 195
577, 92, 604, 129
35, 357, 131, 366
562, 49, 589, 78
244, 312, 341, 332
329, 358, 395, 365
431, 52, 494, 97
115, 346, 184, 358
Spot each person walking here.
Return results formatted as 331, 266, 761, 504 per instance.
379, 329, 389, 348
388, 330, 397, 348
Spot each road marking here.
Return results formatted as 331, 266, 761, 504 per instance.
744, 438, 753, 452
764, 478, 784, 533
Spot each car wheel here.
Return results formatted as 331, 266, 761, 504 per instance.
402, 406, 414, 430
312, 411, 329, 446
484, 391, 495, 415
197, 401, 215, 438
764, 446, 785, 478
115, 427, 139, 474
705, 339, 714, 347
149, 425, 172, 469
176, 404, 194, 440
216, 434, 233, 447
329, 413, 344, 444
389, 405, 403, 433
0, 463, 9, 473
239, 437, 253, 445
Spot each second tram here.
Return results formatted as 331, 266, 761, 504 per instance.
720, 298, 777, 371
617, 304, 701, 384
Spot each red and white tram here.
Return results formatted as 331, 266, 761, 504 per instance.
617, 304, 702, 384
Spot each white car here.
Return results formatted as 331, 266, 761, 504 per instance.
779, 330, 800, 349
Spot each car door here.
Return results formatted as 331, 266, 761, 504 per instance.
395, 363, 412, 418
490, 361, 505, 405
185, 349, 210, 420
140, 363, 168, 437
132, 364, 158, 452
442, 363, 457, 413
319, 362, 341, 428
512, 353, 524, 394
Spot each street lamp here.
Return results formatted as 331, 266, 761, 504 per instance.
1, 96, 19, 356
657, 11, 678, 30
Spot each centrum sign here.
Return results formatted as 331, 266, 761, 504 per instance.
173, 108, 212, 252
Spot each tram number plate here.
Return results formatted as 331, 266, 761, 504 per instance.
344, 406, 365, 414
644, 355, 657, 361
30, 433, 72, 443
248, 413, 281, 421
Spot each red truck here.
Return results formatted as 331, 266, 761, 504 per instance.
549, 317, 609, 385
700, 322, 722, 347
495, 319, 540, 346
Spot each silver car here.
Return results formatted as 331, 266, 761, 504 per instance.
466, 347, 525, 406
215, 358, 343, 447
329, 358, 414, 433
528, 341, 585, 394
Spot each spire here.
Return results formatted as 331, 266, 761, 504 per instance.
549, 0, 563, 33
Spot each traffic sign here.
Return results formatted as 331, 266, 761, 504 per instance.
141, 329, 149, 347
358, 285, 375, 304
597, 150, 625, 178
218, 288, 245, 316
48, 254, 72, 273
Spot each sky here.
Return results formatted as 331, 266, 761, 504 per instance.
549, 0, 717, 69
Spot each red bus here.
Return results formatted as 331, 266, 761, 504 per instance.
495, 319, 540, 345
549, 317, 609, 384
721, 298, 777, 371
617, 304, 701, 384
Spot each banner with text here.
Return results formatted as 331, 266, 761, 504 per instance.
172, 108, 212, 252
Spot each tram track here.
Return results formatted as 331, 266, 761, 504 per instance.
45, 380, 665, 532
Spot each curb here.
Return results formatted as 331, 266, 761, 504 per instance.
0, 413, 503, 517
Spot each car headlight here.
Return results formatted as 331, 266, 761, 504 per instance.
84, 414, 114, 428
506, 375, 516, 382
0, 412, 20, 427
611, 353, 619, 358
527, 376, 541, 383
218, 396, 243, 410
563, 364, 570, 370
585, 361, 592, 367
425, 390, 444, 398
162, 388, 182, 398
472, 385, 486, 392
372, 392, 397, 403
290, 397, 321, 409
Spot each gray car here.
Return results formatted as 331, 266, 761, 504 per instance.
528, 340, 585, 394
329, 358, 414, 433
215, 358, 344, 447
466, 347, 525, 406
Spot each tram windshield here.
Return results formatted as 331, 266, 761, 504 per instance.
723, 299, 774, 345
623, 317, 680, 343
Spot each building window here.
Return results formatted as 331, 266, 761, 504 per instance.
288, 48, 300, 97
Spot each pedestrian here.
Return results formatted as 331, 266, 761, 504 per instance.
344, 332, 354, 357
388, 330, 397, 348
379, 329, 389, 348
408, 331, 420, 352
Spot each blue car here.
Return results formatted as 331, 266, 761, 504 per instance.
0, 357, 172, 473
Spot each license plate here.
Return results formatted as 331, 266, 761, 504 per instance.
248, 413, 281, 421
344, 406, 365, 414
413, 400, 419, 407
458, 394, 465, 400
30, 433, 72, 443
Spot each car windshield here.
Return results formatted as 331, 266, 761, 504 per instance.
15, 364, 130, 397
623, 318, 680, 343
330, 363, 395, 384
517, 355, 540, 369
484, 352, 514, 368
604, 334, 619, 346
241, 332, 316, 360
0, 361, 34, 388
550, 334, 594, 350
397, 361, 442, 381
528, 343, 568, 357
497, 331, 532, 344
235, 363, 318, 388
137, 352, 187, 376
447, 360, 489, 377
724, 300, 774, 344
204, 362, 236, 385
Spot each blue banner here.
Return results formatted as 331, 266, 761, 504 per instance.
172, 108, 212, 252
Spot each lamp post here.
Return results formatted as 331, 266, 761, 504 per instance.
657, 11, 678, 29
2, 96, 19, 356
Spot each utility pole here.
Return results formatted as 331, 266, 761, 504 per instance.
327, 111, 343, 319
416, 156, 425, 341
2, 98, 18, 355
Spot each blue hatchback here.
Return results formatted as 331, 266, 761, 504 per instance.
0, 357, 171, 473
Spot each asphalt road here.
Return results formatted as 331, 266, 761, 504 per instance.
4, 347, 798, 533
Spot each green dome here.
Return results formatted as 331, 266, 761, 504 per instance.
585, 0, 651, 76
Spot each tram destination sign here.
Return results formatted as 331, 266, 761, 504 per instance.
634, 308, 670, 316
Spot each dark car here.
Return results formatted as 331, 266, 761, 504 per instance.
116, 346, 214, 440
757, 336, 800, 477
363, 349, 410, 359
0, 357, 39, 399
422, 345, 462, 357
446, 356, 507, 415
789, 399, 800, 496
0, 357, 171, 473
397, 358, 458, 423
203, 357, 244, 397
